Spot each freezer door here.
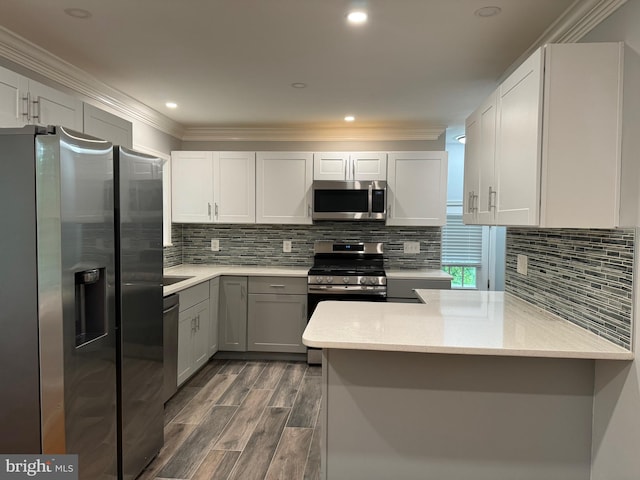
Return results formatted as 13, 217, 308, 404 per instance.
115, 146, 164, 480
37, 127, 117, 480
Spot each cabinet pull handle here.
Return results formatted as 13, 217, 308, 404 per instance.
215, 203, 219, 220
269, 284, 286, 288
488, 187, 496, 211
191, 318, 196, 333
352, 159, 355, 179
308, 204, 311, 217
196, 314, 200, 330
474, 193, 479, 212
467, 191, 473, 213
344, 160, 348, 179
388, 204, 392, 218
31, 98, 40, 122
22, 93, 31, 121
208, 202, 212, 219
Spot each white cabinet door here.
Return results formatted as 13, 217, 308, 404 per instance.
0, 66, 26, 127
351, 152, 387, 180
313, 152, 349, 180
463, 111, 480, 224
477, 91, 498, 224
313, 152, 387, 180
213, 152, 255, 223
386, 152, 448, 226
83, 103, 133, 147
171, 151, 214, 223
209, 278, 220, 356
256, 152, 313, 224
494, 48, 544, 226
28, 79, 83, 131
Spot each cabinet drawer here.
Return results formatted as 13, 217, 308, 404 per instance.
178, 282, 210, 311
387, 278, 451, 299
248, 276, 307, 295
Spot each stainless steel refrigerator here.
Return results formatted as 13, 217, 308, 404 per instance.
0, 126, 163, 479
113, 146, 164, 480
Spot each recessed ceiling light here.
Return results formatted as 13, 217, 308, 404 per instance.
347, 11, 368, 24
291, 82, 307, 88
474, 6, 502, 18
455, 135, 466, 144
64, 8, 92, 19
344, 115, 355, 122
165, 102, 178, 109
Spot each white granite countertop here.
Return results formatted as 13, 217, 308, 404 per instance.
302, 290, 632, 360
385, 268, 453, 281
164, 264, 452, 296
164, 264, 309, 296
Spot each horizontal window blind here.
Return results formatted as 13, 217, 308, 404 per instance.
442, 211, 483, 266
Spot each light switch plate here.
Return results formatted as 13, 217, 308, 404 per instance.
517, 254, 528, 275
404, 241, 420, 254
211, 239, 220, 252
283, 240, 292, 253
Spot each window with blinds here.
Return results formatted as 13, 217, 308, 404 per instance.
441, 204, 484, 289
441, 207, 483, 267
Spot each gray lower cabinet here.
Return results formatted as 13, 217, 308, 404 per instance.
177, 282, 210, 386
247, 276, 307, 353
209, 277, 220, 356
387, 278, 452, 303
219, 276, 248, 351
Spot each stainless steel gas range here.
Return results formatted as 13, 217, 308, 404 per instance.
306, 241, 387, 363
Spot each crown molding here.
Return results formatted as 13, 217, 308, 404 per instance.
182, 125, 446, 142
0, 26, 185, 139
500, 0, 627, 82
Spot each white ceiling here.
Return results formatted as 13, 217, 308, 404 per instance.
0, 0, 588, 136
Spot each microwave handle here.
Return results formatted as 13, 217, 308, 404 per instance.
367, 183, 373, 218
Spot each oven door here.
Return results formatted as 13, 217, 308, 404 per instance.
306, 287, 386, 364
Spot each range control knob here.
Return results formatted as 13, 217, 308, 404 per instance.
316, 276, 324, 284
369, 277, 377, 285
343, 277, 350, 284
359, 277, 367, 285
326, 276, 334, 284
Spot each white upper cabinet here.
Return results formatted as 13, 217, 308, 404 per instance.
386, 151, 448, 226
213, 152, 256, 223
463, 90, 498, 225
314, 152, 387, 181
171, 151, 214, 223
28, 80, 83, 131
464, 42, 638, 228
256, 152, 313, 224
0, 65, 83, 130
171, 151, 255, 224
83, 103, 133, 147
494, 47, 543, 226
0, 66, 26, 127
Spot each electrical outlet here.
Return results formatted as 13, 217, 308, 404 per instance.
404, 241, 420, 254
517, 254, 528, 275
210, 239, 220, 252
283, 240, 292, 253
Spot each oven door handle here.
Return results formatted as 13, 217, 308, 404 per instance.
308, 286, 387, 296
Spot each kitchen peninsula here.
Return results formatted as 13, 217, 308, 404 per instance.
302, 290, 632, 480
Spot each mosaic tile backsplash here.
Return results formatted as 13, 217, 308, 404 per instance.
164, 222, 442, 270
505, 228, 634, 349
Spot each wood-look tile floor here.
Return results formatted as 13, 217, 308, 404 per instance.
138, 359, 322, 480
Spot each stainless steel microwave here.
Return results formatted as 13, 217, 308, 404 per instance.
312, 180, 386, 221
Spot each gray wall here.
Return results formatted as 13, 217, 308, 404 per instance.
580, 2, 640, 477
180, 137, 445, 152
